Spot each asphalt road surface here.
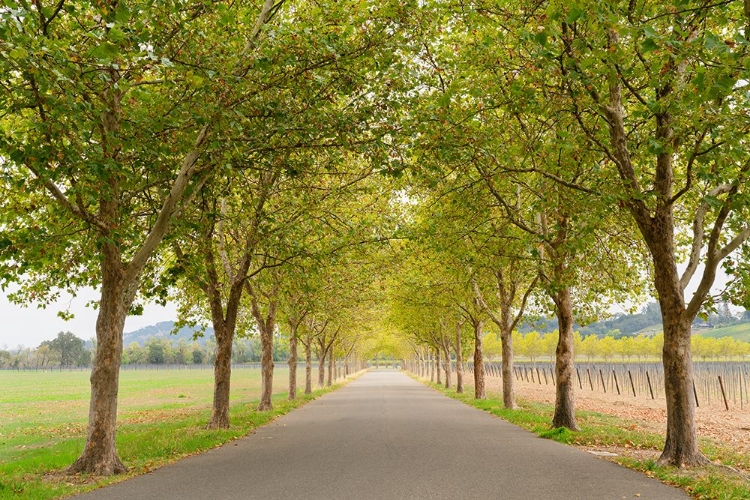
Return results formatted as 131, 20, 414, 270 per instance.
76, 370, 688, 499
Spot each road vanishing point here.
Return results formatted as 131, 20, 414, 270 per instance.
76, 370, 688, 500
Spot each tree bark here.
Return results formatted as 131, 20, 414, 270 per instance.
288, 332, 298, 400
473, 319, 486, 399
647, 223, 708, 466
247, 283, 277, 412
435, 348, 442, 385
552, 286, 578, 430
455, 323, 464, 394
68, 255, 131, 475
659, 307, 705, 466
258, 323, 274, 411
317, 346, 326, 387
327, 351, 334, 386
304, 332, 313, 395
443, 343, 452, 389
500, 326, 516, 409
207, 324, 233, 429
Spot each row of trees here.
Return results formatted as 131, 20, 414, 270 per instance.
2, 0, 748, 472
0, 0, 409, 475
122, 337, 293, 366
1, 334, 328, 369
387, 0, 750, 469
483, 331, 750, 363
1, 332, 91, 369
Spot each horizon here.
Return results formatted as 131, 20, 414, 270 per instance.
0, 287, 178, 349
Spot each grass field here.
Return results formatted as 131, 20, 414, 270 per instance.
696, 323, 750, 342
0, 367, 347, 499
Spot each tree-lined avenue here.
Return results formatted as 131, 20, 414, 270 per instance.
74, 371, 687, 500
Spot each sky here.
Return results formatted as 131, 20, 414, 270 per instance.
0, 287, 178, 349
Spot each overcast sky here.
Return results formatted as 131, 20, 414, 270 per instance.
0, 287, 178, 349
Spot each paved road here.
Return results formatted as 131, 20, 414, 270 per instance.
77, 371, 688, 499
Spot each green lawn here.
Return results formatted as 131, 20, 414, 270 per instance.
0, 367, 346, 499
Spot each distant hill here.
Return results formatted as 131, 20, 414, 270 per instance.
122, 321, 213, 346
520, 311, 662, 337
520, 309, 750, 340
695, 323, 750, 342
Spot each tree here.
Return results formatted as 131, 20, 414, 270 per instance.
145, 338, 166, 365
400, 4, 647, 430
0, 1, 266, 474
43, 331, 89, 367
532, 1, 750, 466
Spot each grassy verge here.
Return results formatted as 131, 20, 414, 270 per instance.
0, 370, 361, 499
418, 378, 750, 500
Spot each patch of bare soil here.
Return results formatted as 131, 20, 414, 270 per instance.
484, 376, 750, 455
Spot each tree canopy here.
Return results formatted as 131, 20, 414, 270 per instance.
1, 0, 748, 472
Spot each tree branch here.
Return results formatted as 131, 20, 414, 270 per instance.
127, 124, 211, 280
680, 184, 733, 289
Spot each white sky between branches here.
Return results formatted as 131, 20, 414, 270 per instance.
0, 287, 178, 349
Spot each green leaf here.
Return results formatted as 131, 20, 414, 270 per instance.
704, 195, 722, 208
641, 38, 658, 53
565, 8, 585, 24
115, 1, 130, 24
88, 42, 119, 60
535, 30, 548, 47
8, 47, 28, 60
704, 33, 727, 52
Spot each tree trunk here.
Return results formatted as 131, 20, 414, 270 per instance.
317, 348, 326, 387
602, 62, 714, 466
500, 325, 516, 409
68, 256, 131, 475
435, 348, 442, 385
455, 324, 464, 394
443, 344, 452, 389
305, 334, 312, 395
207, 323, 233, 428
429, 351, 434, 382
473, 320, 486, 400
659, 309, 706, 466
327, 352, 333, 387
288, 333, 298, 400
650, 244, 708, 466
258, 324, 274, 411
552, 286, 578, 430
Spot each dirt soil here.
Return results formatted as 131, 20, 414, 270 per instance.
483, 375, 750, 456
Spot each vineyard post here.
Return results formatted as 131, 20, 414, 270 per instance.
612, 370, 620, 395
692, 380, 699, 408
740, 371, 743, 410
718, 376, 730, 411
628, 370, 637, 397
